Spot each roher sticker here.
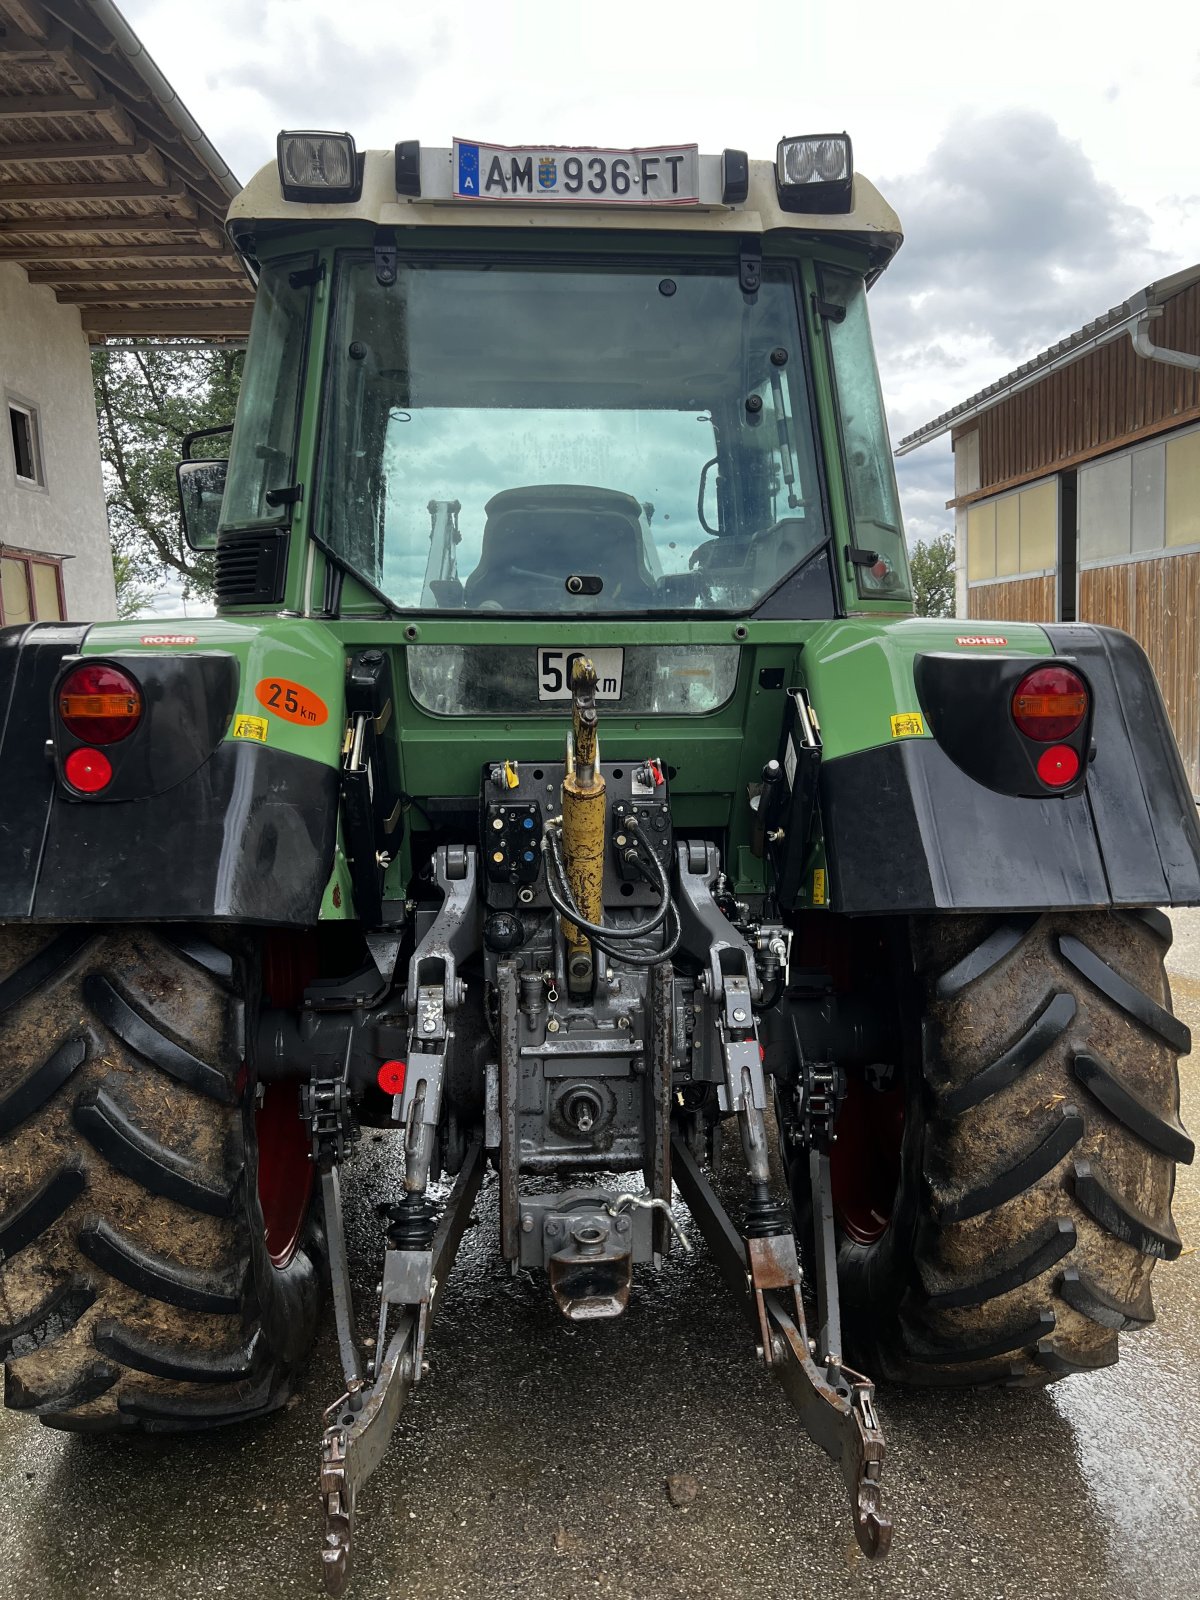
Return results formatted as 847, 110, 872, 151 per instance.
812, 868, 827, 906
956, 635, 1007, 647
890, 712, 925, 739
140, 633, 197, 646
254, 678, 328, 726
232, 714, 268, 743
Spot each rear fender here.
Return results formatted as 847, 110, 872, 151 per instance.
0, 619, 344, 926
801, 620, 1200, 914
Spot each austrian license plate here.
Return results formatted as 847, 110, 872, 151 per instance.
454, 140, 699, 206
537, 648, 624, 701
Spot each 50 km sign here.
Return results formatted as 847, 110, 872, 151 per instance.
537, 648, 624, 701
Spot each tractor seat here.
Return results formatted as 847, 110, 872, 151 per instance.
463, 485, 656, 609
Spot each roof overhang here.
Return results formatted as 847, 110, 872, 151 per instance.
895, 261, 1200, 456
0, 0, 252, 340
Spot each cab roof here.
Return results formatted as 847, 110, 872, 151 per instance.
228, 146, 903, 278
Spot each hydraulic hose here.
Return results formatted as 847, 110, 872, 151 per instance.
542, 822, 681, 967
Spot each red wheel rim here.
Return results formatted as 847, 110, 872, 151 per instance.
257, 933, 319, 1269
829, 1070, 904, 1246
256, 1084, 314, 1268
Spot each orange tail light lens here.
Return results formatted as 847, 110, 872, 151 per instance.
1011, 666, 1088, 742
58, 663, 143, 744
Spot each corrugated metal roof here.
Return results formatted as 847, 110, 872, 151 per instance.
0, 0, 253, 340
895, 261, 1200, 456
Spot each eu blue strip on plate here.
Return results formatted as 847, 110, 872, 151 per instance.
457, 142, 480, 196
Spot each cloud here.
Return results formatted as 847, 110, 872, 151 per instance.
868, 108, 1175, 548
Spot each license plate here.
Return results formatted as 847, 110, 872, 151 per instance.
454, 140, 699, 206
537, 648, 624, 701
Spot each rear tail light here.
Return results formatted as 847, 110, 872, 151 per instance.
63, 747, 113, 793
58, 663, 143, 744
1011, 666, 1088, 742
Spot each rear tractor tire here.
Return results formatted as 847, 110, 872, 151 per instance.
820, 910, 1193, 1386
0, 926, 323, 1431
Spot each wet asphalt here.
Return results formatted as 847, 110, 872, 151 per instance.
2, 914, 1199, 1600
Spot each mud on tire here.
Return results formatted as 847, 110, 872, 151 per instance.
836, 909, 1193, 1386
0, 927, 323, 1430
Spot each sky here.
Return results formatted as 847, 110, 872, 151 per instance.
121, 0, 1200, 554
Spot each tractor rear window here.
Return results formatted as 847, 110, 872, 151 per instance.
317, 256, 831, 616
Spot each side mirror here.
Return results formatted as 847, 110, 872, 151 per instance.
176, 458, 228, 551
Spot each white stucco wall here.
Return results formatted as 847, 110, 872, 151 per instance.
0, 262, 116, 621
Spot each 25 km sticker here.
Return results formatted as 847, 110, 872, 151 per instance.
255, 677, 328, 726
537, 648, 624, 701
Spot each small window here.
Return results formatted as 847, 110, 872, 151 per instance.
0, 550, 64, 624
8, 402, 44, 487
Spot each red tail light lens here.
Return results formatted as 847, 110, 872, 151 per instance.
1011, 666, 1088, 742
63, 747, 113, 793
1036, 745, 1081, 788
58, 663, 142, 744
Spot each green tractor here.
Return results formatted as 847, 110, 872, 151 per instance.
2, 132, 1197, 1591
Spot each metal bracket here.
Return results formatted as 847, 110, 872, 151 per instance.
402, 846, 479, 1014
670, 1134, 891, 1561
675, 841, 763, 1005
739, 236, 763, 296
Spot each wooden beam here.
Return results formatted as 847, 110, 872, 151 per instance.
67, 284, 251, 305
26, 264, 240, 284
0, 92, 114, 117
0, 177, 188, 201
0, 213, 203, 233
0, 0, 53, 39
0, 239, 238, 260
0, 20, 68, 55
82, 307, 253, 336
0, 137, 154, 162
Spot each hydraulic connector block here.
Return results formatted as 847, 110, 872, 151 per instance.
560, 656, 605, 995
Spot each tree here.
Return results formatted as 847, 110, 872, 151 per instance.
111, 550, 155, 620
93, 342, 242, 602
909, 529, 956, 617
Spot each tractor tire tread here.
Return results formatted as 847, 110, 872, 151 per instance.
1072, 1050, 1194, 1162
836, 911, 1189, 1389
73, 1084, 235, 1217
0, 1037, 87, 1138
0, 1276, 96, 1360
0, 926, 322, 1432
78, 1218, 242, 1313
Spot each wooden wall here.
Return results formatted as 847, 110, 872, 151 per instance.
1080, 553, 1200, 794
954, 280, 1200, 497
967, 576, 1055, 623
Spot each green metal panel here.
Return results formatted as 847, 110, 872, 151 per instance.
82, 617, 347, 768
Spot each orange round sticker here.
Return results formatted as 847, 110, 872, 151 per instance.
254, 677, 328, 727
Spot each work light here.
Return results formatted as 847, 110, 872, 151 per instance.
277, 130, 361, 202
774, 133, 853, 213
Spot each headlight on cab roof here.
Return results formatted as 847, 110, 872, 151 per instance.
277, 130, 361, 202
774, 133, 853, 213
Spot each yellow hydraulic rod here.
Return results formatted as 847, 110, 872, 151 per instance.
560, 657, 606, 994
